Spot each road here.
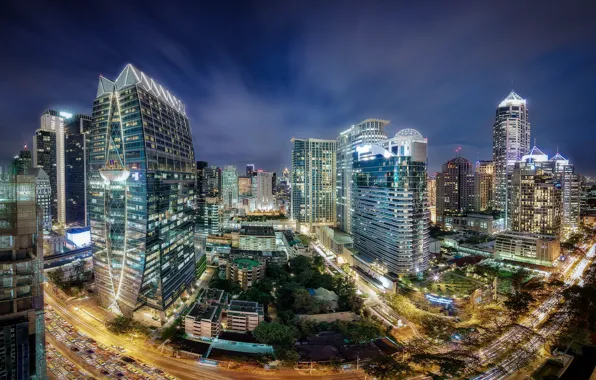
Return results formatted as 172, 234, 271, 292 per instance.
474, 243, 596, 380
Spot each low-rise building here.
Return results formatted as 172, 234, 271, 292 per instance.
316, 226, 353, 255
225, 300, 264, 333
307, 287, 339, 310
442, 213, 504, 234
494, 231, 560, 267
236, 225, 276, 251
229, 248, 288, 266
184, 303, 222, 339
226, 258, 266, 289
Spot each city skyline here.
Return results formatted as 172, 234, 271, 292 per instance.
2, 1, 596, 175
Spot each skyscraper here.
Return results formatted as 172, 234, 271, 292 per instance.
336, 119, 389, 233
0, 174, 46, 379
222, 165, 239, 208
291, 138, 337, 232
474, 160, 494, 212
204, 165, 221, 197
11, 143, 32, 175
89, 64, 196, 323
256, 171, 274, 210
29, 167, 52, 232
550, 152, 581, 238
238, 176, 252, 197
436, 156, 475, 227
33, 109, 68, 227
352, 129, 429, 277
246, 164, 255, 177
65, 114, 92, 227
427, 176, 437, 224
492, 91, 530, 217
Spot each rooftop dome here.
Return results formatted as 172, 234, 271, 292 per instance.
395, 128, 424, 139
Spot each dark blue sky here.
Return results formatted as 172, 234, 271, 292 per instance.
1, 0, 595, 175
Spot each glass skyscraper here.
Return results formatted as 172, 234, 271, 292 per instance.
88, 64, 196, 324
352, 129, 429, 277
291, 138, 337, 232
65, 114, 92, 227
336, 119, 388, 234
0, 174, 46, 379
492, 91, 530, 218
222, 165, 239, 208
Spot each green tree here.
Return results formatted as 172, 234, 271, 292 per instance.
363, 355, 411, 380
253, 322, 297, 348
291, 255, 312, 273
107, 316, 134, 335
312, 255, 325, 273
504, 291, 534, 320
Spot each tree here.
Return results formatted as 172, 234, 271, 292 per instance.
363, 355, 411, 380
504, 291, 534, 320
253, 322, 297, 348
312, 255, 325, 273
410, 352, 473, 377
47, 267, 65, 289
291, 255, 312, 273
238, 287, 274, 306
107, 316, 134, 335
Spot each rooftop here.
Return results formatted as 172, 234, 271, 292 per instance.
228, 300, 264, 314
239, 225, 275, 237
187, 303, 221, 322
232, 258, 262, 270
499, 90, 526, 108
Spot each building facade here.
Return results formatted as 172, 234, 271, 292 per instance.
255, 171, 274, 210
226, 258, 266, 290
12, 144, 33, 175
65, 114, 92, 227
238, 176, 252, 197
226, 300, 264, 333
88, 64, 196, 323
351, 129, 430, 277
494, 231, 560, 267
336, 119, 388, 234
474, 160, 494, 212
0, 175, 46, 379
291, 138, 337, 232
550, 153, 581, 238
222, 165, 239, 208
492, 91, 530, 216
33, 109, 67, 227
436, 157, 475, 226
29, 168, 52, 233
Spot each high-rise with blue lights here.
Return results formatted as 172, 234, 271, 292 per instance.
351, 129, 430, 279
89, 64, 196, 324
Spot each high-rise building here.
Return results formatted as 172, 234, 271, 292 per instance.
196, 161, 208, 197
196, 197, 221, 241
65, 114, 92, 227
336, 119, 389, 233
204, 166, 221, 197
509, 146, 561, 236
255, 171, 274, 210
11, 143, 33, 175
352, 129, 430, 278
89, 64, 196, 323
33, 109, 68, 227
222, 166, 239, 208
281, 168, 290, 184
492, 91, 530, 217
246, 164, 255, 177
427, 176, 437, 224
29, 167, 52, 232
436, 157, 475, 227
238, 176, 252, 197
550, 153, 581, 238
474, 160, 494, 212
291, 138, 337, 232
0, 174, 46, 379
580, 176, 596, 217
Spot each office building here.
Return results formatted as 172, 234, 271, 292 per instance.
238, 175, 252, 197
436, 156, 475, 227
352, 129, 430, 278
246, 164, 255, 177
580, 176, 596, 217
222, 165, 239, 208
203, 165, 221, 198
65, 114, 92, 227
226, 300, 264, 333
196, 161, 208, 197
550, 153, 581, 238
89, 64, 196, 324
494, 231, 560, 267
291, 138, 337, 232
33, 109, 68, 227
509, 146, 562, 236
12, 144, 33, 175
492, 91, 530, 215
0, 174, 46, 379
336, 119, 388, 233
474, 160, 494, 212
29, 168, 52, 232
427, 176, 437, 224
256, 171, 274, 210
226, 258, 266, 290
237, 225, 276, 251
185, 302, 222, 339
316, 226, 353, 255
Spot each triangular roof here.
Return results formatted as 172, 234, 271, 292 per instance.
499, 90, 526, 107
527, 145, 546, 157
549, 152, 567, 162
522, 145, 548, 162
96, 77, 115, 97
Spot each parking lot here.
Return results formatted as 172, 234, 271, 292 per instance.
45, 306, 175, 379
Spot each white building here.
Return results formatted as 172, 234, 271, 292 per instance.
184, 303, 222, 339
222, 165, 239, 208
225, 300, 264, 333
256, 171, 274, 210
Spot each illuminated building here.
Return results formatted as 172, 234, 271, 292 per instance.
0, 174, 46, 379
474, 160, 494, 211
291, 138, 337, 232
246, 164, 255, 177
495, 231, 560, 267
238, 175, 252, 197
580, 176, 596, 216
492, 91, 530, 218
427, 176, 436, 224
226, 258, 266, 290
436, 156, 475, 227
33, 109, 69, 227
29, 168, 52, 232
89, 64, 196, 324
352, 129, 430, 277
226, 300, 264, 333
205, 165, 221, 197
549, 153, 581, 237
222, 165, 239, 208
336, 119, 388, 233
196, 161, 208, 197
65, 114, 92, 227
255, 171, 274, 210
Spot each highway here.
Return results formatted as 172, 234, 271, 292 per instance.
474, 243, 596, 380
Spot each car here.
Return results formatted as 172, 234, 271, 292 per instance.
116, 373, 124, 377
101, 370, 110, 375
70, 346, 79, 352
121, 356, 136, 363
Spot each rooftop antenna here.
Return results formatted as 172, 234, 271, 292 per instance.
533, 138, 537, 147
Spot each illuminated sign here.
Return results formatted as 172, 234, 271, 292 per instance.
59, 111, 73, 119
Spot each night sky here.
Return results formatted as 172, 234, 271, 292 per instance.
2, 0, 595, 175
